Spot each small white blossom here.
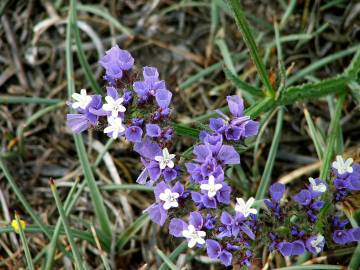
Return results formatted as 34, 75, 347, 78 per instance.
309, 177, 327, 193
332, 155, 353, 175
102, 96, 126, 117
200, 175, 222, 198
235, 197, 257, 217
71, 89, 92, 109
311, 234, 325, 254
182, 225, 206, 248
104, 117, 125, 139
155, 148, 176, 170
159, 189, 179, 210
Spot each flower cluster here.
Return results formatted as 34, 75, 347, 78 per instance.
67, 45, 360, 268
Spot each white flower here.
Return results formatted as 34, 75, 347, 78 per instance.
200, 175, 222, 198
332, 155, 353, 175
182, 225, 206, 248
311, 234, 325, 254
103, 117, 125, 139
159, 189, 179, 210
71, 89, 92, 109
309, 177, 327, 193
102, 95, 126, 117
155, 148, 176, 170
235, 197, 257, 217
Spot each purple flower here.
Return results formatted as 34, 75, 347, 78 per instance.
269, 183, 285, 202
125, 126, 143, 142
99, 45, 134, 83
209, 118, 226, 133
218, 211, 255, 240
146, 181, 184, 226
293, 189, 312, 206
332, 230, 351, 245
227, 95, 244, 117
277, 241, 305, 256
349, 228, 360, 241
67, 95, 104, 133
306, 235, 325, 254
155, 89, 172, 109
169, 212, 206, 248
146, 124, 161, 137
206, 239, 233, 266
143, 66, 159, 83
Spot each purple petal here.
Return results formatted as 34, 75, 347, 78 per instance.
154, 181, 168, 201
240, 223, 255, 240
66, 114, 90, 133
269, 183, 285, 202
143, 66, 159, 83
291, 240, 305, 255
243, 120, 259, 137
169, 218, 187, 237
163, 168, 178, 182
147, 161, 161, 181
125, 126, 143, 142
220, 211, 233, 226
106, 86, 119, 99
219, 250, 232, 266
332, 230, 351, 245
136, 169, 149, 184
193, 145, 211, 162
147, 204, 167, 226
146, 124, 161, 137
134, 137, 162, 159
155, 89, 172, 109
189, 212, 203, 229
217, 145, 240, 165
277, 242, 293, 257
227, 95, 244, 117
133, 81, 149, 97
206, 239, 221, 259
171, 181, 184, 195
349, 228, 360, 241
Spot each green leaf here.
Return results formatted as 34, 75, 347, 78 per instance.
66, 0, 112, 240
15, 214, 35, 270
287, 45, 360, 85
224, 67, 264, 98
303, 108, 325, 160
227, 0, 274, 96
159, 241, 188, 270
255, 108, 284, 201
72, 0, 102, 94
77, 4, 132, 37
44, 179, 86, 270
0, 96, 61, 105
274, 265, 342, 270
100, 184, 153, 192
320, 93, 345, 180
172, 123, 200, 139
50, 182, 85, 270
116, 213, 150, 250
156, 248, 178, 270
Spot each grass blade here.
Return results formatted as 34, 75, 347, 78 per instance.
227, 0, 274, 96
71, 0, 102, 94
303, 108, 325, 160
66, 0, 112, 240
319, 93, 345, 180
156, 248, 177, 270
44, 179, 85, 270
255, 108, 284, 201
50, 180, 85, 270
159, 241, 188, 270
77, 4, 132, 37
0, 157, 51, 239
74, 135, 112, 238
14, 213, 35, 270
0, 96, 61, 105
224, 67, 264, 98
116, 213, 150, 250
287, 45, 360, 85
172, 123, 200, 139
274, 265, 342, 270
